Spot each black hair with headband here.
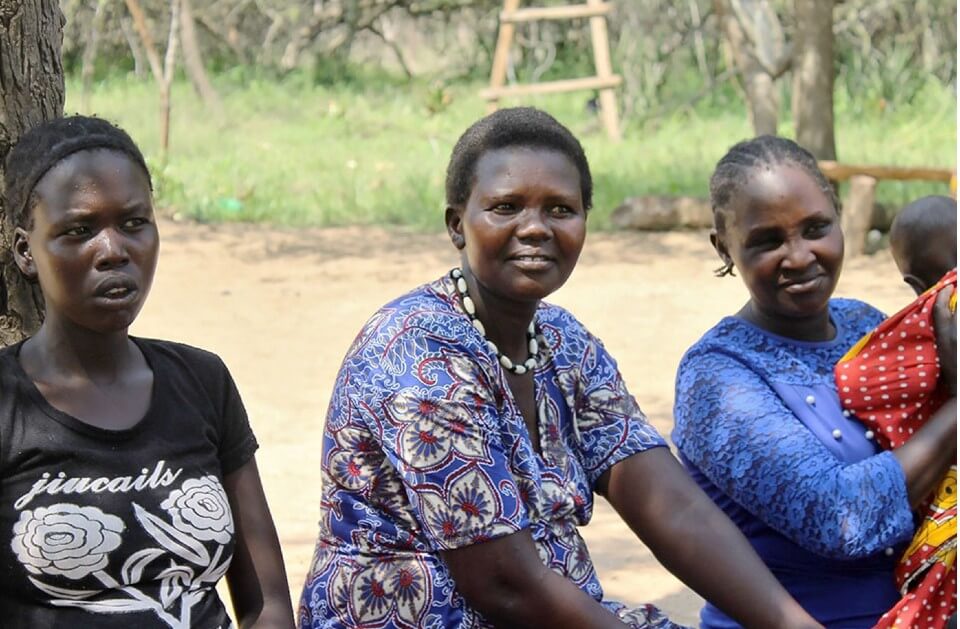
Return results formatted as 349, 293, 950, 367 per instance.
3, 115, 152, 229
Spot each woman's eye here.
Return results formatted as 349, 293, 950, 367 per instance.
62, 226, 90, 237
805, 221, 832, 238
123, 217, 148, 229
491, 203, 517, 213
548, 205, 574, 216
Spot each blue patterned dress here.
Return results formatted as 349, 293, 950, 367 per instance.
298, 274, 682, 629
673, 298, 917, 628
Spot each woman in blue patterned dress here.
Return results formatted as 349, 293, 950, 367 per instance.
673, 135, 957, 628
298, 109, 822, 629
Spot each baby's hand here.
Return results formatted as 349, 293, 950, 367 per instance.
934, 286, 957, 396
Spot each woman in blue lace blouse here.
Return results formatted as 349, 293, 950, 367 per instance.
673, 135, 957, 628
298, 109, 822, 628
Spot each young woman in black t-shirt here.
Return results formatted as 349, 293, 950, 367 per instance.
0, 116, 295, 628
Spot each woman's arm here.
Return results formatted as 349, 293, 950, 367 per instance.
598, 449, 821, 629
440, 531, 628, 629
896, 286, 958, 506
674, 351, 915, 559
223, 457, 296, 629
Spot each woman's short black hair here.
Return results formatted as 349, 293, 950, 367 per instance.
445, 107, 593, 210
709, 134, 839, 234
4, 115, 151, 229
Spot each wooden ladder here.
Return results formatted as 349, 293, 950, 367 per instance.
482, 0, 622, 140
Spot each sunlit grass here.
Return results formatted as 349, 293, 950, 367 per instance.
66, 73, 956, 230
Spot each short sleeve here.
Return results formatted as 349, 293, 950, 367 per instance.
574, 334, 667, 488
361, 326, 530, 551
210, 356, 259, 475
673, 349, 914, 559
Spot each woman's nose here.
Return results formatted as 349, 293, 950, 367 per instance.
782, 238, 816, 269
515, 208, 550, 240
93, 229, 130, 270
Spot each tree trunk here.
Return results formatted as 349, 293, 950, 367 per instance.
715, 0, 781, 135
792, 0, 837, 160
80, 0, 110, 112
0, 0, 65, 346
179, 0, 222, 112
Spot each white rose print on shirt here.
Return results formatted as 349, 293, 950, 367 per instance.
12, 504, 124, 579
162, 476, 233, 544
11, 475, 234, 629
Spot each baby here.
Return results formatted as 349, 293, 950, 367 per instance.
836, 195, 957, 629
890, 195, 957, 296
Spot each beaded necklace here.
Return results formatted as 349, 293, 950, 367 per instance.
450, 268, 540, 375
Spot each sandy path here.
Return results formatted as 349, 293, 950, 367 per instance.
131, 218, 915, 625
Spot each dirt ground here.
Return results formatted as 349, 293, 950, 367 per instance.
131, 217, 917, 625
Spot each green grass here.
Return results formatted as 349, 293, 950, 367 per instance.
65, 73, 956, 230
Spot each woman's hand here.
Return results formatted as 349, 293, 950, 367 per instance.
599, 448, 823, 629
440, 530, 628, 629
223, 458, 296, 629
934, 286, 957, 396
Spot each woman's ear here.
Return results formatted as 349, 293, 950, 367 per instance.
12, 227, 37, 280
445, 206, 465, 250
710, 229, 732, 267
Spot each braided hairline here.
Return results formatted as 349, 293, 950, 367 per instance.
708, 135, 839, 277
3, 115, 152, 229
710, 135, 839, 229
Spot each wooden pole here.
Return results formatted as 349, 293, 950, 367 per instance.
487, 0, 522, 113
586, 0, 620, 140
818, 161, 953, 183
841, 174, 877, 258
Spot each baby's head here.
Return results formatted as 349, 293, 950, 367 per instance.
889, 195, 957, 295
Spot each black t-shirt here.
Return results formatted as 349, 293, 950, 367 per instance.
0, 338, 259, 628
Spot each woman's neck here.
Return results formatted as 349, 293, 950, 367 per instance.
21, 316, 137, 384
737, 301, 836, 342
461, 267, 538, 362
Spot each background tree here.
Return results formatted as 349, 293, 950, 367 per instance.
793, 0, 837, 160
0, 1, 66, 347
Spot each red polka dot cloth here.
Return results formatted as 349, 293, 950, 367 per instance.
836, 268, 957, 629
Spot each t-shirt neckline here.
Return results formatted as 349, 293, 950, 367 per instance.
8, 336, 160, 440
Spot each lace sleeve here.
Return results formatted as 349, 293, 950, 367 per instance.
673, 350, 914, 560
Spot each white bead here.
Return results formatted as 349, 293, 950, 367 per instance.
487, 341, 499, 355
462, 295, 476, 315
499, 355, 514, 369
472, 319, 485, 335
831, 429, 842, 440
865, 430, 875, 440
525, 358, 538, 370
513, 364, 527, 375
456, 278, 468, 294
884, 547, 894, 556
842, 409, 851, 417
527, 321, 536, 335
451, 268, 462, 279
528, 338, 539, 354
805, 394, 816, 405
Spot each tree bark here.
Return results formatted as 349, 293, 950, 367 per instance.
80, 0, 110, 112
715, 0, 786, 136
0, 0, 65, 346
179, 0, 222, 112
792, 0, 837, 160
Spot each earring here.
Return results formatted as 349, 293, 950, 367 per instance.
714, 260, 736, 277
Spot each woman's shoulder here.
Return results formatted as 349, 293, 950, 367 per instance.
346, 275, 479, 360
131, 338, 232, 386
829, 297, 886, 334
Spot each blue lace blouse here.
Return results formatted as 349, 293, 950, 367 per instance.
673, 298, 916, 628
299, 274, 682, 628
